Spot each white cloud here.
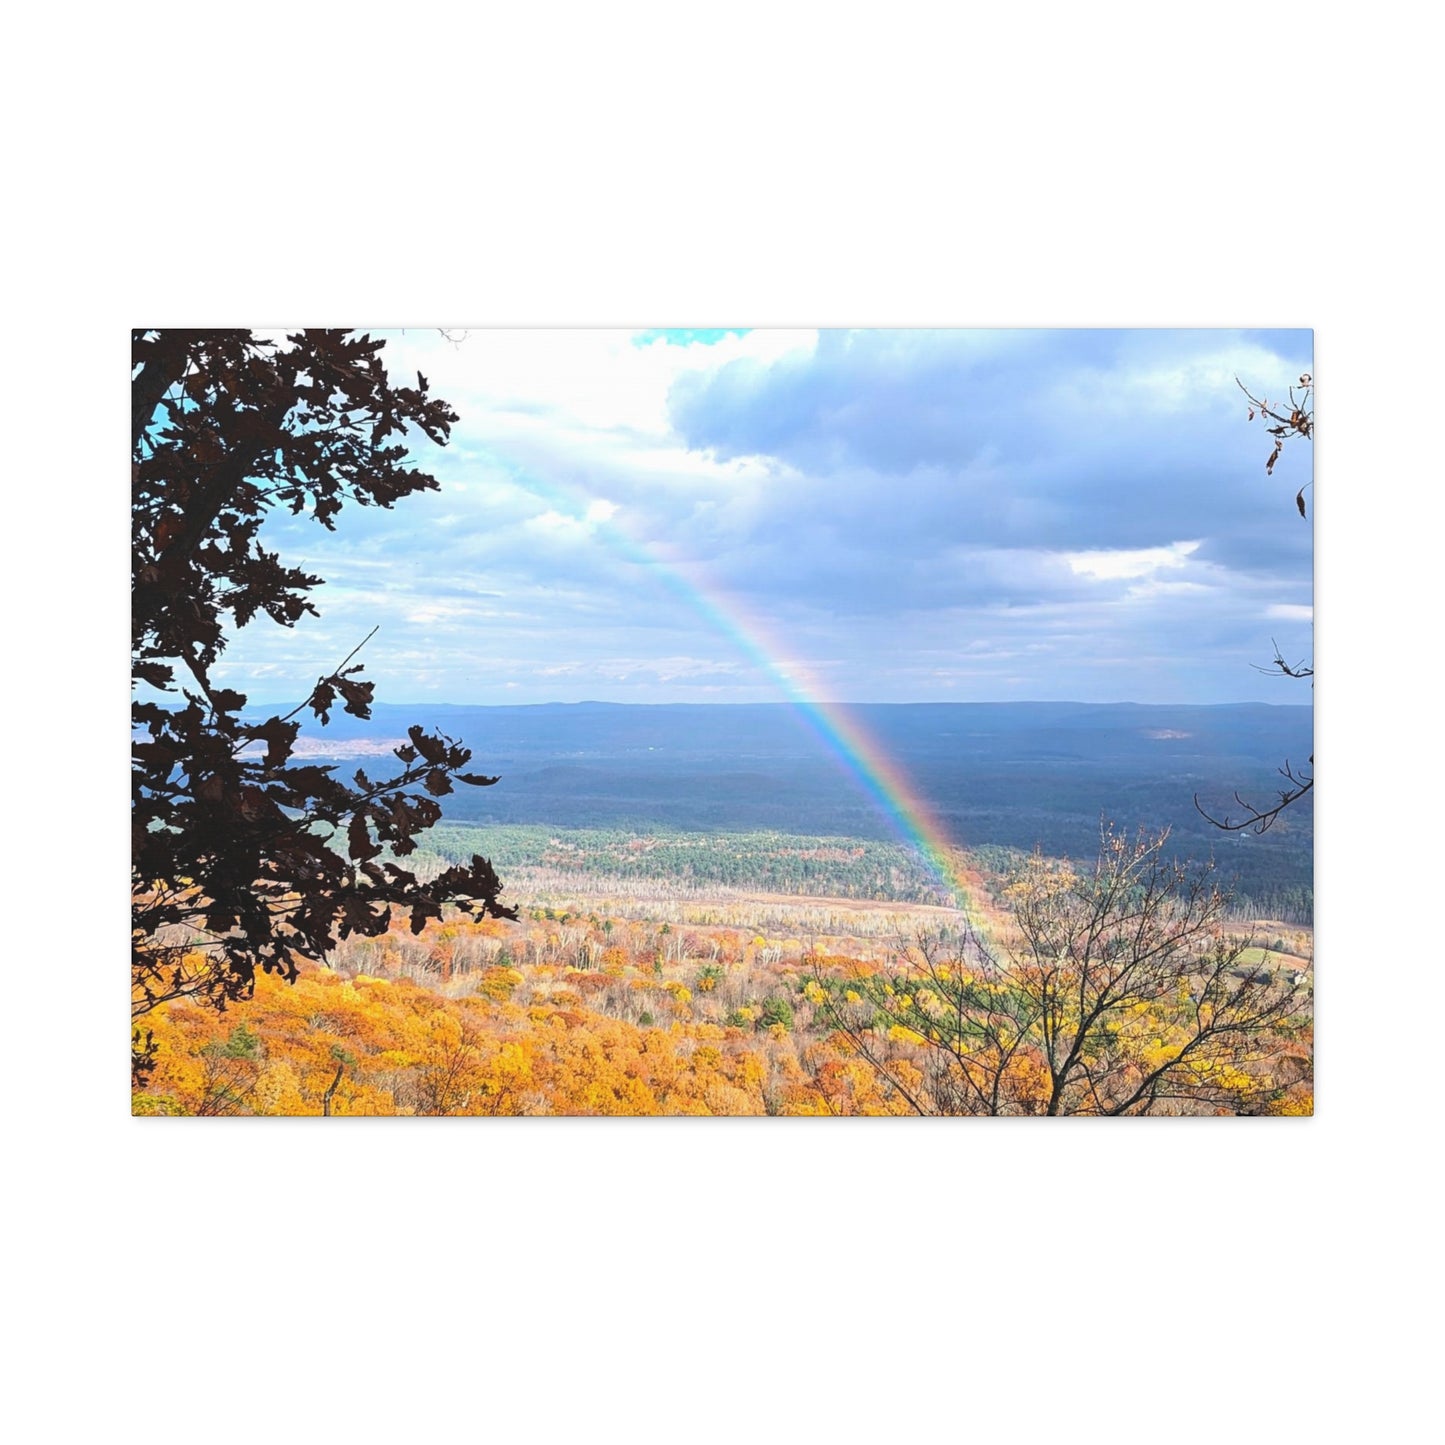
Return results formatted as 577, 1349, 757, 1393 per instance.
380, 327, 817, 439
1064, 539, 1201, 580
525, 509, 580, 534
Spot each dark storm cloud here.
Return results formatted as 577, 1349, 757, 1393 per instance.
667, 327, 1314, 576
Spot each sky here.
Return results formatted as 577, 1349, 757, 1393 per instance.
218, 327, 1314, 708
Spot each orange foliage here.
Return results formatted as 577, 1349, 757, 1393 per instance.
132, 909, 800, 1116
133, 899, 1308, 1118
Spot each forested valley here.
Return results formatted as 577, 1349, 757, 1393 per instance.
134, 817, 1314, 1118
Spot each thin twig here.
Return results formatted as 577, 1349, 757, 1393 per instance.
274, 625, 380, 726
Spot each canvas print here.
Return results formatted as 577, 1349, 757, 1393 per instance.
131, 328, 1314, 1116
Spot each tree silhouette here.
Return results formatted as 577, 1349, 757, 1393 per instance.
1196, 373, 1314, 833
132, 330, 516, 1079
808, 826, 1311, 1115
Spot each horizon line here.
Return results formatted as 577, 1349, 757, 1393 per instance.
233, 696, 1315, 711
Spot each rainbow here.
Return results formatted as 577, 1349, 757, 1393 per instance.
489, 455, 971, 909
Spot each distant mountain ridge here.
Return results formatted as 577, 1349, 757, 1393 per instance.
214, 701, 1310, 902
238, 698, 1311, 759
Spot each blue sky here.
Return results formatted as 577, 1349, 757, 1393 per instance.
219, 328, 1314, 707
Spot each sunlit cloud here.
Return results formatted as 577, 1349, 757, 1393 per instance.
1065, 540, 1202, 581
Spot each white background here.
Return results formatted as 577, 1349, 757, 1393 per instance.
4, 3, 1435, 1441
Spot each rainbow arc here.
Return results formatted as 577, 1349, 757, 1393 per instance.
492, 455, 971, 906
